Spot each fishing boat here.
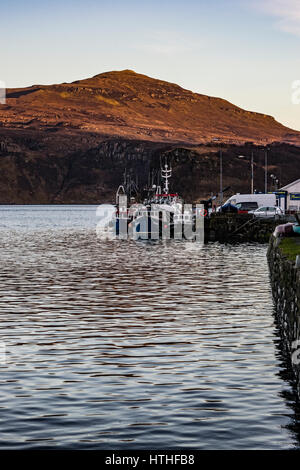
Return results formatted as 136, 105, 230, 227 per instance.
109, 161, 195, 240
132, 162, 195, 239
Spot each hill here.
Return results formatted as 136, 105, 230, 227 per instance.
1, 69, 300, 145
0, 70, 299, 204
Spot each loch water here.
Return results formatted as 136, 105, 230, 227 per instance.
0, 205, 299, 449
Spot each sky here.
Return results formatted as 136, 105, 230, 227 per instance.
1, 0, 300, 130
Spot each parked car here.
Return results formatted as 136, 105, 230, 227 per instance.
249, 206, 283, 217
234, 202, 258, 214
218, 202, 238, 213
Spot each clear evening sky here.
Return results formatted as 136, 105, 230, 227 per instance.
1, 0, 300, 130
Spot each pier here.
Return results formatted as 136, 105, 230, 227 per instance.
206, 214, 296, 243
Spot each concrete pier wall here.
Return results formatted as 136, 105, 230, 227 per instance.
267, 236, 300, 394
206, 215, 294, 243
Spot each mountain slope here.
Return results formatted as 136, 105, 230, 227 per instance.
1, 69, 300, 145
0, 70, 300, 204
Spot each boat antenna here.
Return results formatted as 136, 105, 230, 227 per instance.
161, 159, 172, 194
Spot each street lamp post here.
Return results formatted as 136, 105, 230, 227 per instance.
220, 150, 223, 205
251, 151, 254, 195
270, 174, 279, 191
238, 153, 254, 194
264, 149, 268, 193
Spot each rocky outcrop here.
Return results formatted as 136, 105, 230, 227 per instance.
0, 133, 300, 204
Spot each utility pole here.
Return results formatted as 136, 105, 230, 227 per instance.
238, 153, 254, 194
251, 151, 254, 194
220, 149, 223, 205
264, 149, 268, 193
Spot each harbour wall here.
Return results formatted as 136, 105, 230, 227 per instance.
267, 236, 300, 395
206, 214, 293, 243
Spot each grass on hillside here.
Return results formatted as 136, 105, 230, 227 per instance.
95, 95, 120, 106
280, 237, 300, 261
60, 92, 72, 99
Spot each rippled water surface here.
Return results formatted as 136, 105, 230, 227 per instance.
0, 205, 299, 449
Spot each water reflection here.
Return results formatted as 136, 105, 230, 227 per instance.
0, 206, 299, 449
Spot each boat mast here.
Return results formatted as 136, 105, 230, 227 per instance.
161, 163, 172, 194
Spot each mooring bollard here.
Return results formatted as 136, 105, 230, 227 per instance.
295, 255, 300, 269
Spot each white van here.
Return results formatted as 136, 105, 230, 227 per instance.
218, 193, 277, 213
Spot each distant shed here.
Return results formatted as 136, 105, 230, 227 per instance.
280, 179, 300, 211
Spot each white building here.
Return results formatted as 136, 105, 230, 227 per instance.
280, 179, 300, 211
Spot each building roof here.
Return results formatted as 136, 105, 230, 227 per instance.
280, 179, 300, 191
